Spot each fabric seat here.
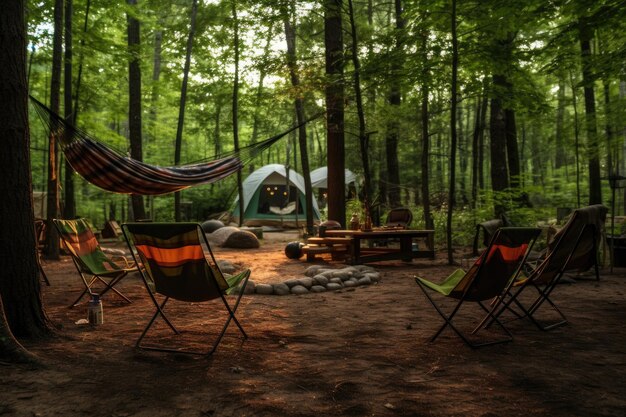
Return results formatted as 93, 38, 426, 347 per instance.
488, 205, 608, 331
415, 227, 541, 348
122, 222, 251, 356
53, 218, 135, 307
385, 207, 413, 229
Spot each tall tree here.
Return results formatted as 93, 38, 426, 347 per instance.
283, 2, 314, 235
347, 0, 372, 206
174, 0, 198, 222
578, 16, 602, 204
420, 24, 433, 229
44, 0, 63, 260
126, 0, 146, 220
63, 0, 76, 219
325, 0, 346, 226
232, 0, 245, 226
447, 0, 458, 264
1, 0, 50, 361
385, 0, 405, 208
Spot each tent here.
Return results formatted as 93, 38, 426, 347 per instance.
232, 164, 321, 227
310, 166, 358, 189
310, 166, 359, 208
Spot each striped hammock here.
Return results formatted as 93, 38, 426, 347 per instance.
31, 96, 318, 196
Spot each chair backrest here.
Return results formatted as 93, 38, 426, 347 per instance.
453, 227, 540, 301
386, 208, 413, 228
122, 223, 229, 302
534, 204, 607, 284
53, 218, 121, 274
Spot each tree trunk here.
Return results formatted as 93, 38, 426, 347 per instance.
478, 85, 487, 191
490, 85, 509, 217
555, 77, 566, 170
232, 0, 245, 226
0, 0, 51, 353
505, 108, 520, 190
385, 0, 405, 209
578, 18, 602, 205
63, 0, 75, 219
283, 5, 314, 235
126, 0, 146, 220
174, 0, 198, 222
447, 0, 458, 264
325, 0, 345, 226
471, 97, 481, 208
420, 28, 433, 229
347, 0, 372, 206
45, 0, 63, 259
73, 0, 90, 125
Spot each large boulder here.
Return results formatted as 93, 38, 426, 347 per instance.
206, 226, 240, 246
201, 219, 225, 233
222, 230, 260, 249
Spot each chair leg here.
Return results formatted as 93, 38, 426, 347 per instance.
416, 280, 512, 348
136, 297, 180, 351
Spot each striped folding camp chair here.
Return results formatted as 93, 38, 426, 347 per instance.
53, 218, 135, 307
486, 205, 608, 331
415, 227, 541, 348
122, 222, 251, 356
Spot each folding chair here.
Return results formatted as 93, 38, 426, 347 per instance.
487, 205, 608, 331
122, 222, 251, 356
53, 218, 134, 307
385, 207, 413, 229
415, 227, 541, 348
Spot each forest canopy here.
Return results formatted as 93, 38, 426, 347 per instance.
25, 0, 626, 245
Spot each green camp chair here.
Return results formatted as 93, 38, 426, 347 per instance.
53, 218, 134, 307
486, 205, 608, 331
122, 222, 251, 356
415, 227, 541, 348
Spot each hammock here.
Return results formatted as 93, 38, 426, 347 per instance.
30, 96, 320, 196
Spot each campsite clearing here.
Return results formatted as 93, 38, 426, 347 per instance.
3, 231, 625, 417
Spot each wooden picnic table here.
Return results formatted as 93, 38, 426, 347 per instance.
324, 228, 435, 264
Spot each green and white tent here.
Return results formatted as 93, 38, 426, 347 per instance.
232, 164, 321, 227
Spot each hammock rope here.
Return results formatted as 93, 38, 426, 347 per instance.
30, 96, 321, 196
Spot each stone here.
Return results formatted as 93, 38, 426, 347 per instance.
326, 283, 343, 291
344, 280, 357, 287
297, 277, 314, 289
310, 285, 326, 293
364, 273, 380, 282
304, 265, 324, 277
222, 230, 260, 249
243, 280, 256, 294
206, 226, 240, 246
273, 283, 290, 295
357, 276, 372, 286
283, 279, 301, 288
291, 285, 309, 295
332, 270, 351, 279
255, 283, 274, 295
312, 275, 329, 286
217, 260, 236, 274
329, 277, 343, 285
201, 219, 225, 233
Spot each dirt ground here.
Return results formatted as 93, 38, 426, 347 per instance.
2, 230, 625, 417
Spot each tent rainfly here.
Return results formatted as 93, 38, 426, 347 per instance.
310, 166, 358, 189
232, 164, 321, 227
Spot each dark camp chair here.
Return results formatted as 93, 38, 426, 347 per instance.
415, 227, 541, 348
385, 207, 413, 229
486, 205, 608, 331
472, 213, 514, 255
53, 218, 134, 307
122, 222, 251, 356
